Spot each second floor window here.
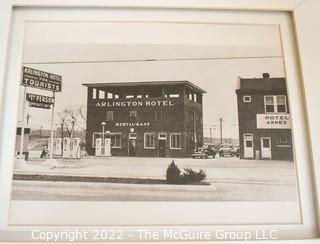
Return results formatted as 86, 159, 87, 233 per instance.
106, 111, 113, 121
155, 110, 163, 121
264, 95, 287, 114
129, 110, 137, 119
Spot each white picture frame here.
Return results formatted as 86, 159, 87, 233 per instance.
0, 0, 320, 243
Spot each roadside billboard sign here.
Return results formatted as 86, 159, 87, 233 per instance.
21, 66, 62, 92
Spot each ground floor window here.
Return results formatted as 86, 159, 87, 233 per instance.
144, 133, 156, 149
110, 133, 121, 148
170, 133, 181, 149
277, 137, 291, 147
92, 132, 121, 148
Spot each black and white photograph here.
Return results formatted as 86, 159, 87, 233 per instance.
12, 21, 299, 209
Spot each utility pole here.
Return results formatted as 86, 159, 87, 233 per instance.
210, 127, 213, 144
26, 113, 31, 125
220, 118, 223, 144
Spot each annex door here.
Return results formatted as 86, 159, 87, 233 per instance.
261, 137, 272, 159
128, 139, 136, 156
243, 133, 254, 158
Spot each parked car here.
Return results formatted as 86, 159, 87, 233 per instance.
232, 145, 240, 157
192, 148, 209, 159
219, 144, 234, 157
192, 146, 217, 159
205, 145, 217, 158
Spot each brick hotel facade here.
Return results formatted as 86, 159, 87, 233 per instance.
83, 81, 206, 157
236, 73, 294, 160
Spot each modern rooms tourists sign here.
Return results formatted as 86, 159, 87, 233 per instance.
21, 66, 62, 92
256, 114, 291, 129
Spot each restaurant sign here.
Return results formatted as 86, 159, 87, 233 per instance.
21, 66, 62, 92
115, 122, 150, 127
256, 114, 291, 129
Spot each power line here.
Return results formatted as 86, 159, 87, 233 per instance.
22, 55, 282, 65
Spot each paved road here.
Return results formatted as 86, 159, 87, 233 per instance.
12, 156, 298, 201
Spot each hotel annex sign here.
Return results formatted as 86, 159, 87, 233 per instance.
256, 114, 291, 129
96, 100, 174, 108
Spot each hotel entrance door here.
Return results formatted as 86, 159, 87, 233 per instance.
159, 140, 166, 157
128, 139, 136, 156
128, 132, 137, 157
158, 133, 167, 157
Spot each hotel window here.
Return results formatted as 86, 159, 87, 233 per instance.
264, 95, 287, 113
92, 88, 97, 99
155, 110, 163, 121
170, 133, 181, 149
129, 110, 137, 119
243, 95, 251, 103
110, 133, 121, 148
99, 90, 105, 99
144, 133, 156, 149
106, 111, 113, 121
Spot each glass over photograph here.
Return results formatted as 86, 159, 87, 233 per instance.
11, 21, 299, 210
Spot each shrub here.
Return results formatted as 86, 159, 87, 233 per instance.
182, 168, 207, 184
166, 160, 182, 184
165, 161, 207, 185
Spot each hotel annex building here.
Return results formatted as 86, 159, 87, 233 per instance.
236, 73, 294, 160
83, 81, 206, 157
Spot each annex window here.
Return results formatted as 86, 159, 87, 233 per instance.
129, 110, 137, 118
264, 95, 287, 113
243, 95, 251, 103
170, 133, 181, 149
110, 133, 121, 148
106, 111, 113, 121
144, 133, 156, 149
265, 96, 275, 113
278, 137, 290, 147
155, 110, 163, 121
92, 88, 97, 99
277, 96, 287, 113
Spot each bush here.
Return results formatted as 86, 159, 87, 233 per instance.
165, 161, 207, 185
182, 168, 207, 184
166, 160, 182, 184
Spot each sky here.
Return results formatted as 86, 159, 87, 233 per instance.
18, 22, 285, 139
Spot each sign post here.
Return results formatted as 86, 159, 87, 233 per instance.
18, 86, 27, 159
49, 92, 56, 168
20, 66, 62, 167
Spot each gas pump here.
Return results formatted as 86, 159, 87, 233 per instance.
95, 138, 102, 156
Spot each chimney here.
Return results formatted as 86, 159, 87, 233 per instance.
262, 73, 270, 79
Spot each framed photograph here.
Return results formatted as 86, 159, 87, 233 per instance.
0, 0, 319, 243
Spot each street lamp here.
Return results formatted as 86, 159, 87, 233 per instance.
101, 121, 107, 156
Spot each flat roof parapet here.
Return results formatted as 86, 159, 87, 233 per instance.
82, 80, 206, 94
